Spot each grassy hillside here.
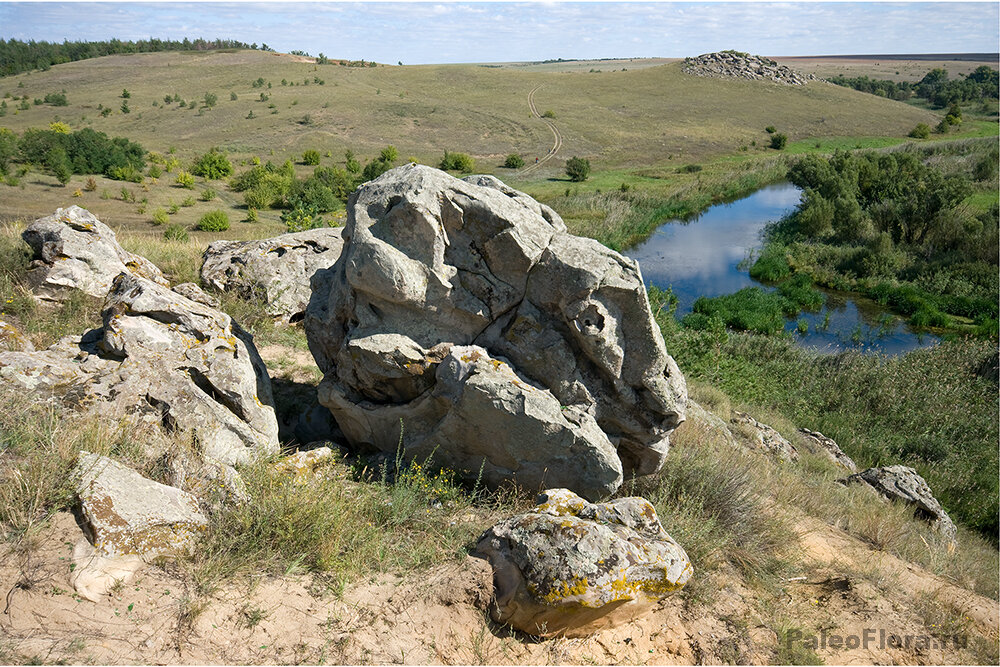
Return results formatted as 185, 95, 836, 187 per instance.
0, 49, 940, 170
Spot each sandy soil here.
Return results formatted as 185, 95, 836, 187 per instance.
3, 505, 996, 665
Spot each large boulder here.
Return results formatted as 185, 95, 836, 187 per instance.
843, 465, 957, 541
21, 206, 169, 302
305, 165, 686, 500
0, 273, 279, 468
200, 228, 345, 322
475, 488, 692, 637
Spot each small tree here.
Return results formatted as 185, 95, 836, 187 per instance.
174, 170, 195, 189
439, 151, 475, 173
121, 89, 131, 99
379, 145, 399, 164
769, 133, 788, 150
504, 154, 525, 169
120, 100, 130, 114
302, 149, 321, 165
204, 92, 218, 108
565, 156, 590, 182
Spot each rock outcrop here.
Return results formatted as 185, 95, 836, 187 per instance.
731, 411, 799, 461
799, 428, 857, 472
21, 206, 169, 302
843, 465, 957, 541
475, 488, 692, 637
304, 165, 686, 500
0, 272, 279, 468
200, 228, 344, 322
683, 51, 814, 85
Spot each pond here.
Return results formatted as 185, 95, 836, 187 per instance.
625, 182, 940, 355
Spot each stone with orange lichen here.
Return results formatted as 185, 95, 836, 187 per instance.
475, 488, 691, 637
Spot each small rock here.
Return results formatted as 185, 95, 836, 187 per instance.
731, 412, 798, 461
75, 451, 208, 558
799, 428, 857, 472
475, 488, 692, 637
0, 319, 33, 353
842, 465, 957, 541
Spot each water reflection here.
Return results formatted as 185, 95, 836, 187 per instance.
625, 182, 940, 355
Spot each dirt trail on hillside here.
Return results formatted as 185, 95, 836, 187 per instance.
3, 506, 996, 665
519, 86, 563, 176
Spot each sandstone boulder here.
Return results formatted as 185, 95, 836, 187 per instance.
21, 206, 168, 302
799, 428, 857, 472
475, 488, 692, 637
0, 272, 279, 468
201, 228, 344, 321
305, 165, 686, 500
731, 411, 799, 461
682, 51, 815, 85
75, 451, 208, 558
843, 465, 957, 541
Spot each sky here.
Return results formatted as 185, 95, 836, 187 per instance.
0, 1, 998, 65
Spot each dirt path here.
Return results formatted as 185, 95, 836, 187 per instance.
519, 86, 563, 176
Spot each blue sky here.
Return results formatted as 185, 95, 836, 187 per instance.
1, 2, 997, 65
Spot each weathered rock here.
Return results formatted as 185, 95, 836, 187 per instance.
0, 319, 33, 352
273, 445, 347, 484
683, 399, 738, 449
75, 451, 208, 558
683, 51, 815, 85
293, 397, 344, 444
171, 282, 220, 308
70, 539, 146, 602
201, 228, 344, 321
0, 272, 279, 467
475, 488, 692, 637
305, 165, 686, 500
843, 465, 957, 541
731, 411, 799, 461
21, 206, 168, 302
799, 428, 857, 472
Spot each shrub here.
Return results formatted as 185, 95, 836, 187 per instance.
770, 133, 788, 150
151, 208, 169, 225
765, 125, 776, 134
379, 145, 399, 164
204, 92, 218, 108
439, 151, 475, 173
181, 196, 196, 207
909, 123, 931, 139
147, 164, 162, 179
83, 176, 97, 191
678, 164, 702, 173
200, 187, 216, 201
565, 156, 591, 182
174, 170, 195, 189
503, 154, 525, 169
109, 164, 143, 183
163, 224, 189, 242
302, 149, 321, 165
244, 208, 259, 223
191, 149, 233, 180
542, 109, 555, 118
196, 210, 230, 232
281, 200, 324, 232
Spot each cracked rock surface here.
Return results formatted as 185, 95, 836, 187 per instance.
304, 165, 687, 500
475, 488, 692, 637
21, 205, 169, 302
200, 228, 344, 322
0, 272, 278, 468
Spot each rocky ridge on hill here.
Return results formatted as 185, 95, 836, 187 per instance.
683, 50, 815, 85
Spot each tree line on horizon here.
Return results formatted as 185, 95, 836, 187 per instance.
828, 65, 999, 108
0, 37, 276, 78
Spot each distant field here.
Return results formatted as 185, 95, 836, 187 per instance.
777, 55, 998, 82
1, 49, 992, 236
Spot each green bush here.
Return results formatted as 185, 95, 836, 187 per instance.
909, 123, 931, 139
765, 125, 776, 134
191, 149, 233, 180
749, 247, 792, 282
565, 156, 591, 182
439, 151, 475, 173
770, 133, 788, 150
200, 187, 216, 201
302, 149, 321, 166
174, 170, 195, 189
151, 208, 169, 225
684, 287, 795, 335
503, 154, 525, 169
108, 164, 143, 183
163, 224, 189, 242
196, 210, 230, 232
281, 201, 324, 232
678, 164, 702, 174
